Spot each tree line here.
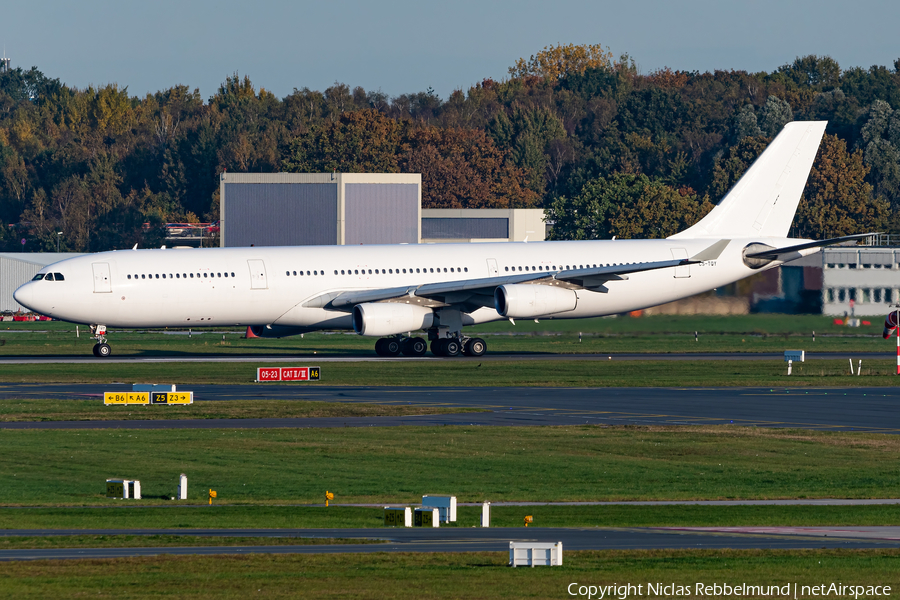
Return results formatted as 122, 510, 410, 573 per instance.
1, 44, 899, 252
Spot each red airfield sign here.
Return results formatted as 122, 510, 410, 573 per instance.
256, 367, 320, 382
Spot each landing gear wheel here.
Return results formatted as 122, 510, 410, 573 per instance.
94, 343, 111, 358
401, 337, 427, 356
443, 339, 461, 357
430, 339, 445, 357
464, 337, 486, 357
375, 338, 402, 356
92, 344, 100, 357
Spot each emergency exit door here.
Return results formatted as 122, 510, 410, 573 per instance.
248, 259, 268, 289
92, 263, 111, 293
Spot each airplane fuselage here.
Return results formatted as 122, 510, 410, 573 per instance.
14, 237, 799, 330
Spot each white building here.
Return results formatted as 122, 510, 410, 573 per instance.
822, 246, 899, 317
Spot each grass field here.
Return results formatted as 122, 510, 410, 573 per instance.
0, 358, 894, 386
3, 504, 900, 531
0, 535, 382, 549
3, 426, 898, 506
0, 398, 484, 422
1, 550, 897, 599
0, 314, 889, 358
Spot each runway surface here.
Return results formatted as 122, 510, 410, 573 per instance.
2, 526, 899, 560
1, 384, 899, 432
0, 351, 889, 364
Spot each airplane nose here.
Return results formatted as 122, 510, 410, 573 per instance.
13, 283, 33, 310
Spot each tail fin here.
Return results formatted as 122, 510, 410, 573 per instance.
671, 121, 827, 239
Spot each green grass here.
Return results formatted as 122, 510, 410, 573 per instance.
3, 504, 900, 531
3, 426, 899, 506
1, 550, 897, 599
0, 314, 889, 358
0, 358, 895, 386
0, 398, 484, 422
0, 535, 383, 549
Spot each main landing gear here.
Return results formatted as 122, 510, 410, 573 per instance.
90, 324, 111, 358
373, 335, 486, 357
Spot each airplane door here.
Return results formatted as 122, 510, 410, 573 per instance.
248, 259, 268, 289
671, 248, 690, 278
486, 258, 499, 277
92, 263, 112, 293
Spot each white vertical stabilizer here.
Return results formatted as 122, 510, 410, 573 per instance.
670, 121, 827, 239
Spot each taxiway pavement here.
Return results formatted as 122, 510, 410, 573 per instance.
0, 384, 898, 432
1, 526, 899, 560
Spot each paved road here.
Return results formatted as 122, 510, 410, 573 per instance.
1, 526, 898, 560
0, 352, 890, 364
1, 384, 899, 432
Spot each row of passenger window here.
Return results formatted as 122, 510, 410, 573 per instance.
504, 264, 599, 272
33, 272, 65, 281
286, 267, 470, 276
127, 272, 236, 280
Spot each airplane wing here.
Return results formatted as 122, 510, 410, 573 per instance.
318, 239, 730, 313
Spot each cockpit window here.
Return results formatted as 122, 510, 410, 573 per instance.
32, 273, 46, 281
53, 273, 64, 281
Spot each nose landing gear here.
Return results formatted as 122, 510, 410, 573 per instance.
90, 324, 111, 358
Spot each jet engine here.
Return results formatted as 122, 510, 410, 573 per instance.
352, 303, 434, 337
494, 284, 577, 319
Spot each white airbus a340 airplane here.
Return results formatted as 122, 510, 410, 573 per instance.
13, 121, 871, 358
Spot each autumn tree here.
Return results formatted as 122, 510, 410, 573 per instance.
509, 43, 614, 80
401, 126, 538, 208
546, 173, 711, 240
795, 134, 888, 238
282, 109, 405, 173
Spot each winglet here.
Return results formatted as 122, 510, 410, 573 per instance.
690, 239, 730, 262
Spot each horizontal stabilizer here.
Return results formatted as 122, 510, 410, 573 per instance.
745, 233, 878, 259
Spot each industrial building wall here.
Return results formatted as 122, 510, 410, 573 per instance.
223, 183, 338, 247
344, 184, 419, 245
422, 218, 509, 240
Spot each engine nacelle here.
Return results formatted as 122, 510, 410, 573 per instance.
494, 284, 577, 318
352, 303, 434, 337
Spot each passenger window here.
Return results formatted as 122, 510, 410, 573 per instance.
127, 274, 132, 279
176, 274, 180, 278
231, 272, 235, 277
190, 273, 194, 278
218, 273, 221, 277
154, 274, 158, 279
464, 267, 468, 272
368, 269, 372, 274
162, 274, 166, 279
142, 274, 146, 279
286, 271, 290, 276
307, 271, 311, 276
355, 270, 359, 275
443, 268, 447, 273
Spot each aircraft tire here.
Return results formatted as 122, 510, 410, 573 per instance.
401, 337, 427, 356
92, 344, 100, 357
464, 337, 486, 357
96, 343, 112, 358
430, 339, 445, 357
443, 339, 461, 357
382, 338, 402, 356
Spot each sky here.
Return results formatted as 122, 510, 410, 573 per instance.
4, 0, 897, 101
